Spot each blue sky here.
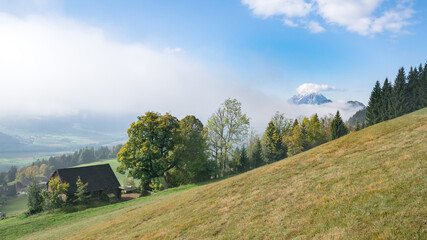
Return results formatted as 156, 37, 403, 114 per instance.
0, 0, 426, 130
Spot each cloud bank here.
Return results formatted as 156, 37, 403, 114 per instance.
242, 0, 414, 35
0, 11, 362, 134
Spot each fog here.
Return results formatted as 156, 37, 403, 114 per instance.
0, 12, 362, 134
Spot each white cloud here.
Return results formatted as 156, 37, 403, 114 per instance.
0, 12, 230, 119
242, 0, 312, 18
283, 18, 299, 27
0, 11, 362, 135
163, 47, 185, 54
242, 0, 415, 36
297, 83, 337, 95
307, 21, 325, 33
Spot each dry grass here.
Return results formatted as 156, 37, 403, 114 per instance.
2, 108, 427, 239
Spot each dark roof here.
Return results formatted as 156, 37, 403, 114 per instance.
49, 164, 120, 195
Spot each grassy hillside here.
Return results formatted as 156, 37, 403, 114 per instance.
1, 108, 426, 239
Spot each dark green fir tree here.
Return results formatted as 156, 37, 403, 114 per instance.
380, 78, 392, 121
251, 138, 264, 168
366, 81, 382, 125
391, 67, 408, 118
331, 111, 348, 140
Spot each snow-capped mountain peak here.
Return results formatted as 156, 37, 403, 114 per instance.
290, 92, 332, 105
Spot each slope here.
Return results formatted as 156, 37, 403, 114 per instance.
2, 108, 426, 239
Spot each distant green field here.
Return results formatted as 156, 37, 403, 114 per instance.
1, 195, 28, 216
0, 157, 35, 172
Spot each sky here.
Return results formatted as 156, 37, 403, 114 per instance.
0, 0, 426, 132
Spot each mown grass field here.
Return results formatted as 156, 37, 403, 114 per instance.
1, 108, 426, 239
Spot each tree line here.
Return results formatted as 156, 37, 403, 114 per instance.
118, 98, 349, 194
366, 62, 427, 125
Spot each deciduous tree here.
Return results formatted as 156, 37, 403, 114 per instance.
42, 177, 69, 210
117, 112, 179, 194
205, 98, 250, 177
167, 115, 216, 186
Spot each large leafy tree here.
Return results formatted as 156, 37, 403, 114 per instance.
167, 115, 215, 186
331, 111, 348, 140
117, 112, 179, 193
205, 98, 250, 177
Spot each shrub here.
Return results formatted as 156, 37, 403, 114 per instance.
27, 183, 43, 214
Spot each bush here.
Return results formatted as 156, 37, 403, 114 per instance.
41, 177, 69, 210
149, 178, 164, 193
27, 183, 43, 214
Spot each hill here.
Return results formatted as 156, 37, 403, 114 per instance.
348, 108, 367, 127
0, 132, 24, 151
1, 108, 426, 239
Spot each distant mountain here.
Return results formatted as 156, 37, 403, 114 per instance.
0, 112, 131, 156
348, 108, 367, 127
346, 101, 365, 109
290, 92, 332, 105
0, 132, 25, 150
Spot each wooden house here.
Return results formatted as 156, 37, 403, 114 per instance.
47, 164, 121, 200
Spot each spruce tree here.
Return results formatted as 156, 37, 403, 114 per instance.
406, 67, 419, 112
74, 176, 90, 205
380, 78, 392, 121
366, 81, 382, 125
251, 138, 264, 168
391, 67, 408, 118
421, 63, 427, 108
263, 121, 287, 163
415, 64, 425, 109
237, 147, 249, 173
331, 111, 348, 140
